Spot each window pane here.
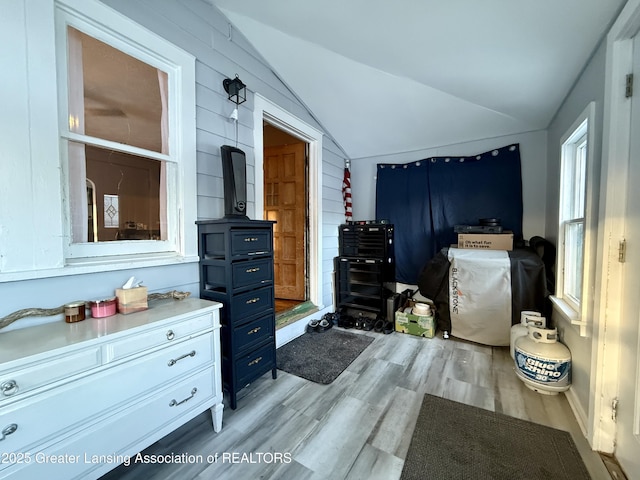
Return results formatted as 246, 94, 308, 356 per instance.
570, 140, 587, 218
69, 142, 164, 243
67, 27, 167, 154
563, 221, 584, 303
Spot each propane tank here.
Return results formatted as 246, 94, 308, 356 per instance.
514, 326, 571, 395
510, 311, 545, 359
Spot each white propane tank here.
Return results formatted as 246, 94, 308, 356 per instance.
510, 311, 546, 359
514, 326, 571, 395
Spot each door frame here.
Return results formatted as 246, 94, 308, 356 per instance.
253, 93, 324, 309
592, 0, 640, 453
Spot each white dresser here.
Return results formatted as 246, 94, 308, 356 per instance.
0, 298, 223, 480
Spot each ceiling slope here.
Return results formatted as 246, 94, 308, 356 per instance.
211, 0, 626, 160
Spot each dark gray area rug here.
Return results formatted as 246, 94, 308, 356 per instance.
401, 394, 591, 480
276, 328, 374, 384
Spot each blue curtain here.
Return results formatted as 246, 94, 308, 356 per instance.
375, 144, 523, 284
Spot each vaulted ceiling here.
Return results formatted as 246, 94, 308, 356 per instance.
210, 0, 626, 160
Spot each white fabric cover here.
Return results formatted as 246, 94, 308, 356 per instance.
447, 248, 512, 346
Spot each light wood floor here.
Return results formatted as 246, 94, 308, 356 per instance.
101, 329, 612, 480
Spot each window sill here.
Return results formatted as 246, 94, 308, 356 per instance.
0, 253, 199, 283
550, 295, 587, 337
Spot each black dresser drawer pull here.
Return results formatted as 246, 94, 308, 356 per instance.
244, 237, 259, 242
247, 327, 262, 335
246, 267, 260, 273
169, 388, 197, 407
248, 356, 263, 367
167, 350, 196, 366
1, 380, 18, 397
246, 297, 260, 304
1, 424, 18, 441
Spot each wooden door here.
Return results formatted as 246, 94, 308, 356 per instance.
264, 143, 306, 300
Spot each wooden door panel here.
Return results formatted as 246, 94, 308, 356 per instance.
264, 143, 306, 300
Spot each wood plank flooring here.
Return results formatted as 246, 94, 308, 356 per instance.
100, 329, 612, 480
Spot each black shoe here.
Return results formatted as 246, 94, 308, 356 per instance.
373, 319, 385, 333
323, 312, 340, 326
318, 318, 332, 332
383, 321, 395, 334
306, 319, 319, 333
339, 314, 354, 329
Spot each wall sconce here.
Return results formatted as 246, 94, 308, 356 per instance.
223, 74, 246, 106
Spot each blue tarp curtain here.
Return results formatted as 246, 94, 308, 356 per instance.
375, 144, 523, 284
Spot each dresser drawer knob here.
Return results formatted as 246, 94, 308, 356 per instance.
167, 350, 196, 366
166, 330, 175, 340
247, 327, 261, 335
1, 424, 18, 441
169, 388, 197, 407
246, 267, 260, 273
248, 356, 263, 367
1, 380, 18, 397
246, 297, 260, 304
244, 237, 259, 242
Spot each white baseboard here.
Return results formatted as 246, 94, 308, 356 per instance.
565, 386, 589, 438
275, 306, 332, 348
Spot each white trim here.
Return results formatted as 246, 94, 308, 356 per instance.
556, 102, 595, 339
590, 0, 640, 454
565, 388, 589, 438
253, 94, 324, 310
53, 0, 197, 264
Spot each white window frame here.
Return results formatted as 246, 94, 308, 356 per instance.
54, 0, 197, 264
553, 101, 596, 337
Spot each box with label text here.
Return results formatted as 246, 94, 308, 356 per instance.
395, 299, 436, 338
457, 232, 513, 251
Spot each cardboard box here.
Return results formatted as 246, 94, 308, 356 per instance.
115, 286, 148, 314
395, 299, 436, 338
457, 232, 513, 251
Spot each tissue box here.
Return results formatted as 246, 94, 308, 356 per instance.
115, 287, 148, 314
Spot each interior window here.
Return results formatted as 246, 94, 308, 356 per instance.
65, 27, 169, 245
558, 121, 588, 312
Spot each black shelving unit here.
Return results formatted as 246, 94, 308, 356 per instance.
196, 218, 277, 410
335, 223, 395, 319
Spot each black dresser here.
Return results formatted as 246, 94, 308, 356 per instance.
335, 223, 395, 319
196, 218, 277, 409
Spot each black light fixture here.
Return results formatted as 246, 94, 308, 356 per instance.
223, 74, 246, 106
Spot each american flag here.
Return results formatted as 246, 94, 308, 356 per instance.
342, 167, 352, 222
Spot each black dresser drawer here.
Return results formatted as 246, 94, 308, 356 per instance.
197, 219, 277, 410
232, 313, 274, 354
232, 258, 273, 291
235, 342, 276, 388
230, 285, 274, 324
230, 229, 273, 257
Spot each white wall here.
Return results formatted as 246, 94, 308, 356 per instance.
350, 130, 548, 241
0, 0, 344, 326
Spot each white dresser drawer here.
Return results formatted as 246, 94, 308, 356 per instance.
106, 312, 213, 362
0, 347, 101, 404
0, 333, 214, 458
0, 368, 216, 480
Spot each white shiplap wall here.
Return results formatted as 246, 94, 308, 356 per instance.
0, 0, 345, 328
